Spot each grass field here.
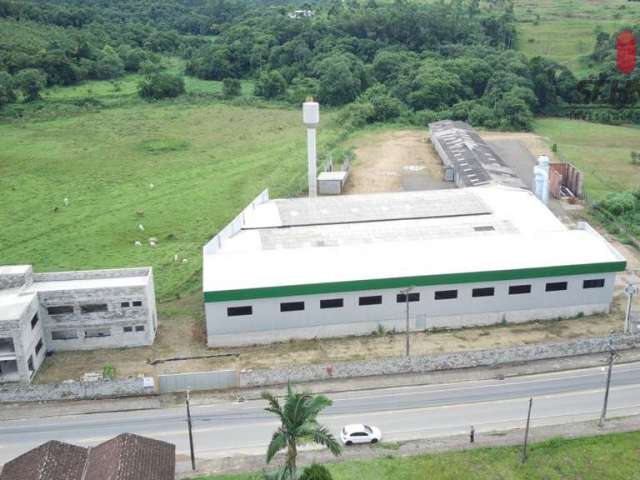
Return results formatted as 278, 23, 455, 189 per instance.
194, 431, 640, 480
533, 118, 640, 200
44, 58, 255, 103
513, 0, 640, 75
0, 101, 339, 300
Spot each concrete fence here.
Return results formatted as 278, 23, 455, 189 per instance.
3, 333, 640, 402
0, 377, 156, 403
158, 370, 237, 393
239, 333, 640, 389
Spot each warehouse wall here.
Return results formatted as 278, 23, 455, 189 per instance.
206, 272, 617, 346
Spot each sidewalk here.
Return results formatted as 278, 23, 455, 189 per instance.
3, 348, 640, 422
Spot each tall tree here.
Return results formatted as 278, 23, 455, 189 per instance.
262, 383, 341, 479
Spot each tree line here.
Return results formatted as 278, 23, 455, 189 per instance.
0, 0, 638, 131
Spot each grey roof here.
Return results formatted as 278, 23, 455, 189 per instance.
429, 120, 526, 189
269, 189, 491, 228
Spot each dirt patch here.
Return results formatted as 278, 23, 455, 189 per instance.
344, 130, 452, 194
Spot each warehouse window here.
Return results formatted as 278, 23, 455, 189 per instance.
583, 279, 605, 289
472, 287, 495, 298
545, 281, 568, 292
132, 301, 143, 307
85, 327, 111, 338
123, 326, 133, 333
509, 284, 532, 295
52, 330, 78, 340
227, 306, 253, 316
30, 314, 39, 329
320, 298, 343, 309
435, 290, 457, 300
47, 305, 74, 315
81, 304, 108, 314
135, 325, 145, 332
397, 293, 420, 303
359, 295, 382, 306
281, 301, 305, 312
121, 301, 130, 308
35, 338, 43, 355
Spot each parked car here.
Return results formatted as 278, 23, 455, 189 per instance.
340, 424, 382, 445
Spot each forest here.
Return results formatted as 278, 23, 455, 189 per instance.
0, 0, 638, 130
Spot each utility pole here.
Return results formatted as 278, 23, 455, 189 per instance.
624, 284, 638, 334
400, 286, 414, 357
521, 397, 533, 464
186, 389, 196, 471
599, 342, 617, 428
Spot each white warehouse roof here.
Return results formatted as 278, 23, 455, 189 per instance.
203, 187, 626, 302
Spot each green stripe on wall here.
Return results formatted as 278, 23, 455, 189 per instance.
203, 261, 626, 303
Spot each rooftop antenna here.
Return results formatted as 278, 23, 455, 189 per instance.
303, 98, 319, 197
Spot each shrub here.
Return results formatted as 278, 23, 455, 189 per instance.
300, 464, 333, 480
599, 191, 637, 215
222, 78, 242, 98
102, 363, 115, 380
254, 70, 287, 99
138, 73, 185, 100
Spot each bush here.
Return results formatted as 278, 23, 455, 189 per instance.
138, 73, 185, 100
254, 70, 287, 99
300, 464, 333, 480
15, 68, 47, 102
599, 191, 637, 216
222, 78, 242, 98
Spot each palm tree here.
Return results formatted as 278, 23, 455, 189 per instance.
262, 382, 341, 479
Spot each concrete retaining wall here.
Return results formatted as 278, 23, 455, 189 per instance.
0, 377, 156, 403
240, 333, 640, 388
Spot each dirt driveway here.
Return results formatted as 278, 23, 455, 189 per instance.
344, 130, 453, 193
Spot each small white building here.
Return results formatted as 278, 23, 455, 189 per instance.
202, 186, 626, 347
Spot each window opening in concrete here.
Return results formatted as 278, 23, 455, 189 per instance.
583, 279, 605, 289
47, 306, 74, 315
320, 298, 343, 309
85, 327, 111, 338
52, 330, 78, 340
359, 295, 382, 306
545, 281, 568, 292
397, 293, 420, 303
435, 290, 457, 300
509, 284, 532, 295
472, 287, 494, 297
81, 304, 108, 314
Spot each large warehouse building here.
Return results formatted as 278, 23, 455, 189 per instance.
203, 186, 626, 347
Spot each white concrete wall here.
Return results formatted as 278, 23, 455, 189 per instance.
206, 273, 616, 346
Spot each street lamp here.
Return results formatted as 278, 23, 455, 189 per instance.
400, 286, 414, 357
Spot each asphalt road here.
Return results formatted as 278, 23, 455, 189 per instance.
1, 362, 640, 464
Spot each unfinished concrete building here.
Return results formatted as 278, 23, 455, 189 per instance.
0, 265, 157, 383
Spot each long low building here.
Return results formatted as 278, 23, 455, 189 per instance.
202, 186, 626, 347
0, 265, 157, 383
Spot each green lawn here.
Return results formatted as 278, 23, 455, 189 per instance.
533, 118, 640, 200
194, 431, 640, 480
44, 58, 254, 102
0, 101, 338, 300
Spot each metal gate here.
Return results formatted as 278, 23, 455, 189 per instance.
158, 369, 237, 393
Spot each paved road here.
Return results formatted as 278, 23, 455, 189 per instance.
1, 362, 640, 463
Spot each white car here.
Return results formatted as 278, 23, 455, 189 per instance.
340, 424, 382, 445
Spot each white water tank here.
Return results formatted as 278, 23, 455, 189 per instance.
533, 155, 550, 205
303, 101, 319, 127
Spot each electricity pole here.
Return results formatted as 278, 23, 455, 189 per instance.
400, 286, 414, 357
599, 343, 617, 428
624, 284, 637, 334
186, 389, 196, 471
521, 397, 533, 464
